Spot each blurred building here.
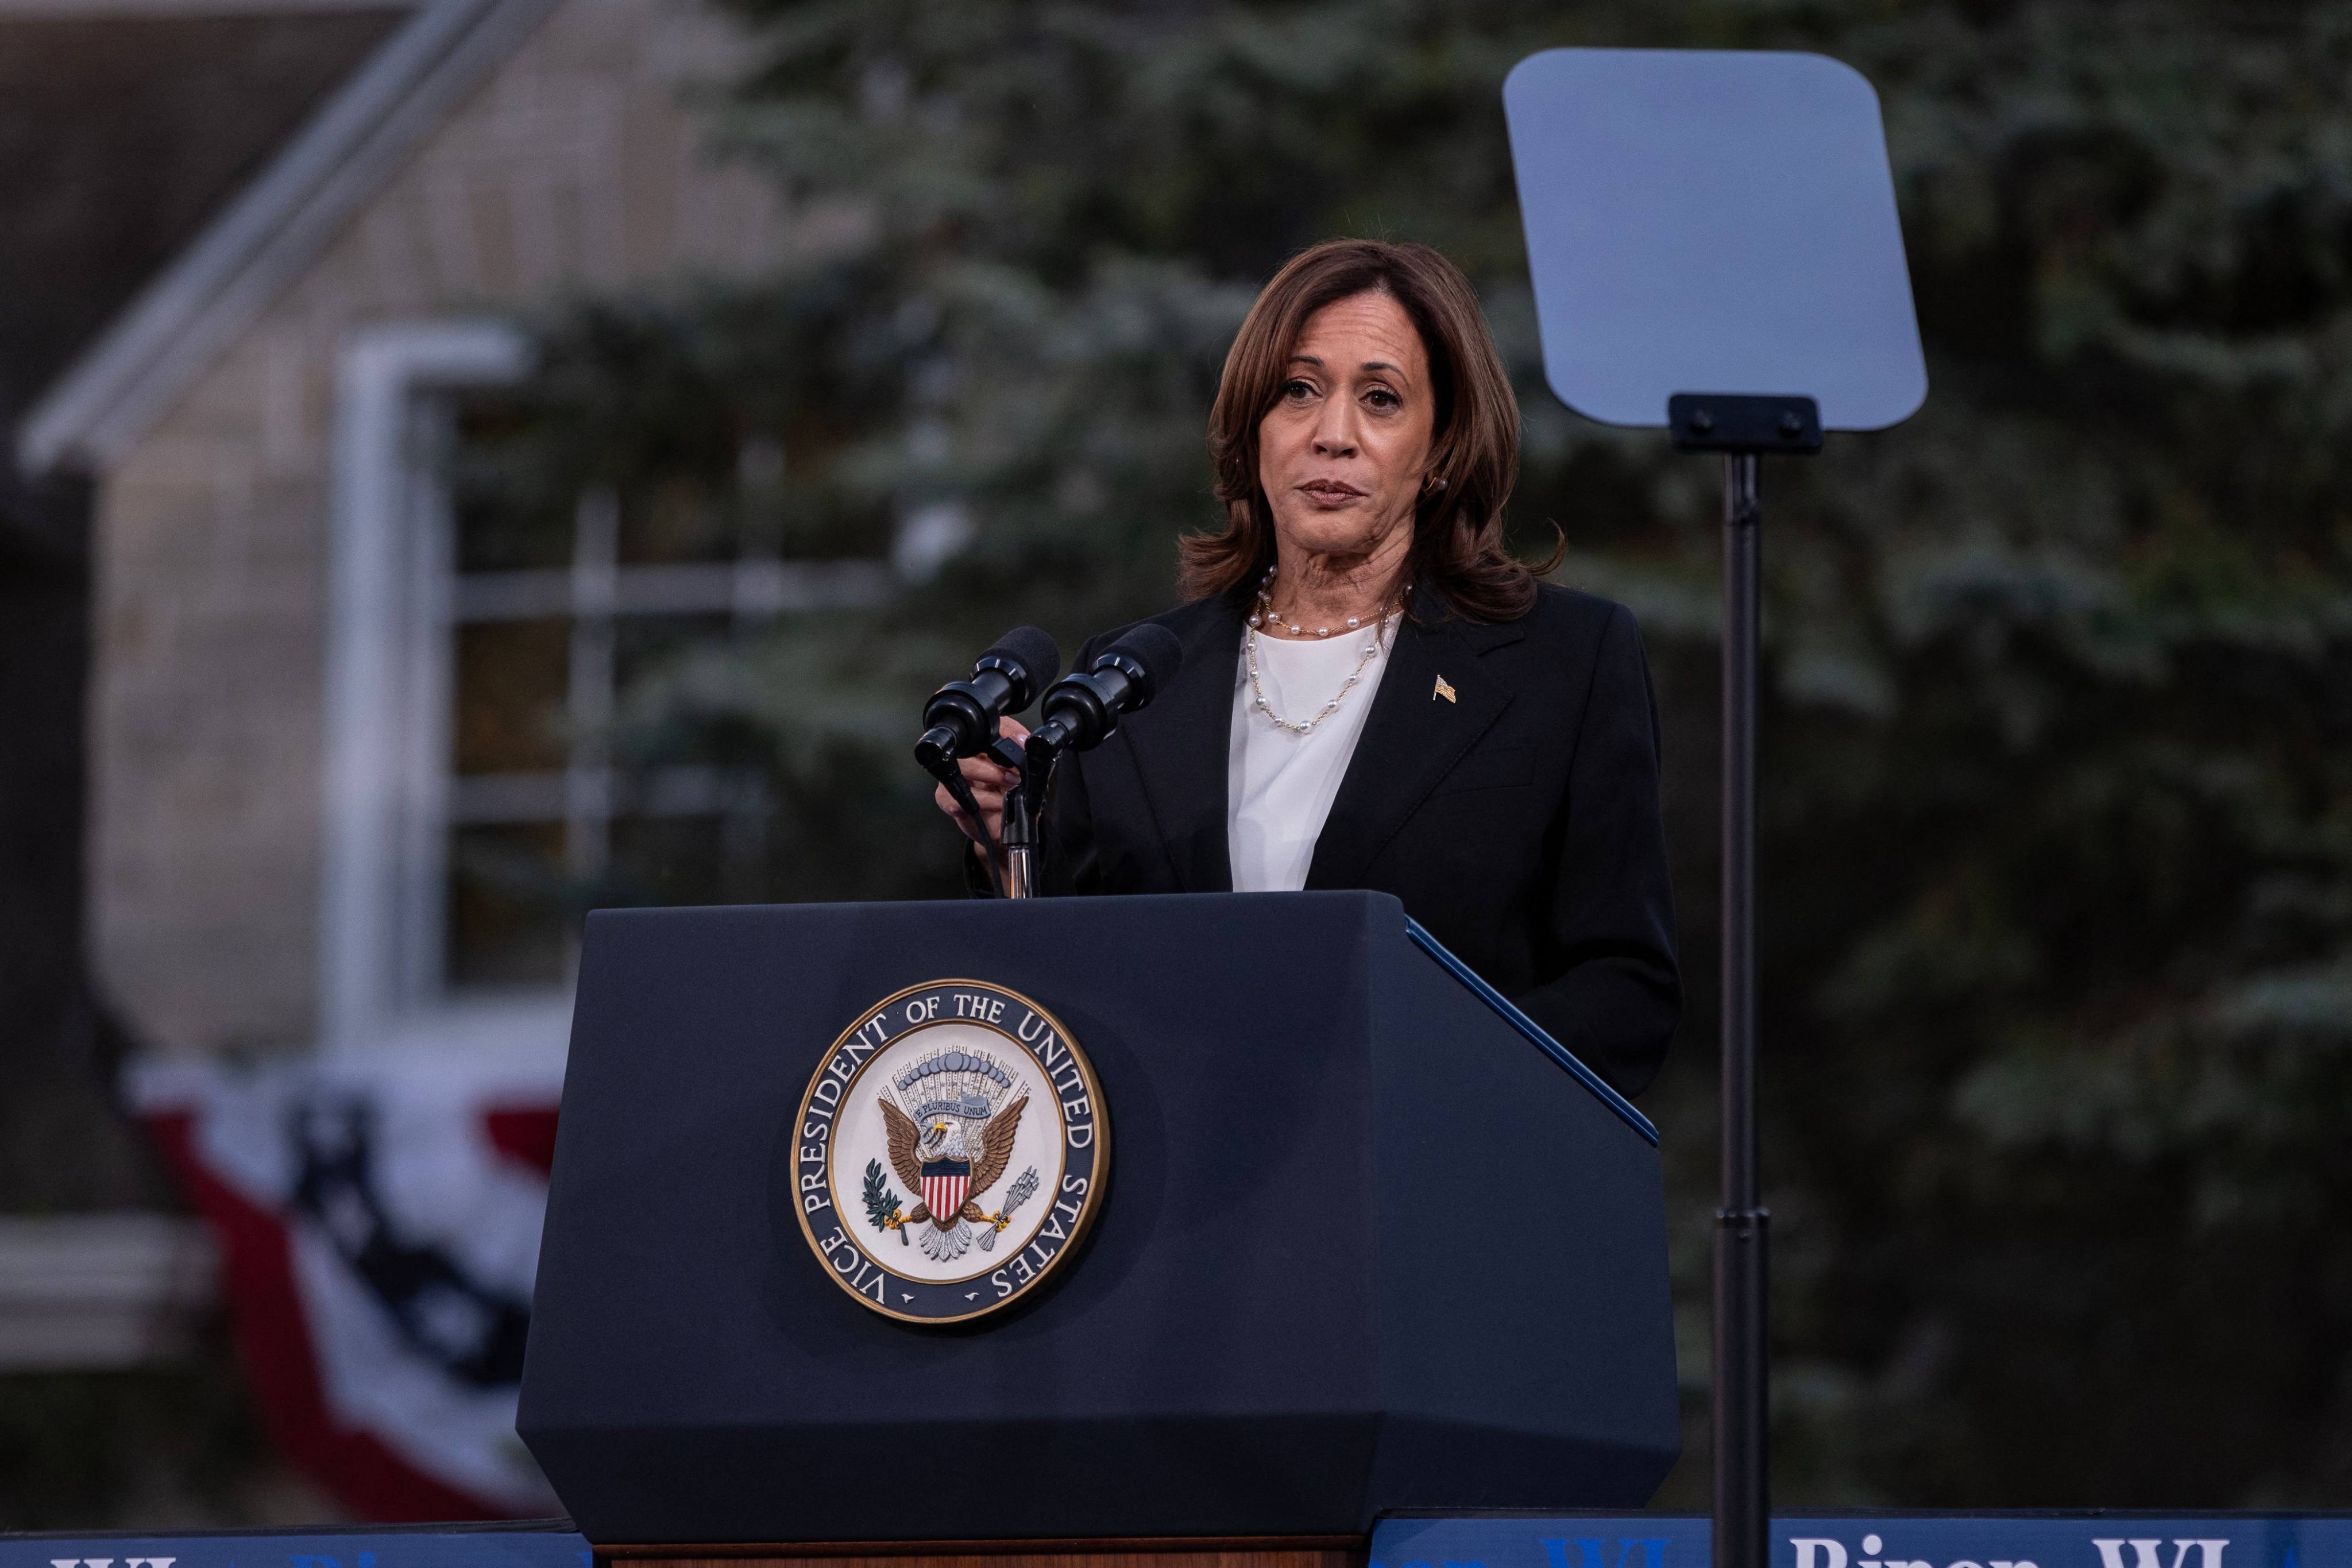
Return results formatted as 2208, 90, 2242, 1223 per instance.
2, 0, 820, 1401
0, 0, 410, 1378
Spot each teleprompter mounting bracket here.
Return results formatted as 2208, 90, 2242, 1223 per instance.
1669, 393, 1823, 455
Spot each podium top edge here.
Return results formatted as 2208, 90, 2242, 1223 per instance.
570, 897, 1658, 1145
580, 890, 1400, 917
1404, 919, 1658, 1147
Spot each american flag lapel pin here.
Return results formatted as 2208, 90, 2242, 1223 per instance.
1434, 674, 1457, 704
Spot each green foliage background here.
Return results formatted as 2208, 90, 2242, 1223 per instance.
464, 0, 2352, 1505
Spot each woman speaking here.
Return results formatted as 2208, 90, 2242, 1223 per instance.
938, 239, 1680, 1098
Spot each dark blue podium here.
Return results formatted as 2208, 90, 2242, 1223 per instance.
519, 891, 1677, 1545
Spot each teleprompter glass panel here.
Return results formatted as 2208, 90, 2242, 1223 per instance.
1503, 48, 1928, 431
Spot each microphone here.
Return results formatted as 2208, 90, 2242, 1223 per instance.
1025, 623, 1184, 764
914, 626, 1061, 774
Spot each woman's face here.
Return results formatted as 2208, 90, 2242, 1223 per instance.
1256, 288, 1436, 567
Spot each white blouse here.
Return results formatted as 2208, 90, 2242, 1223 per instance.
1225, 620, 1393, 893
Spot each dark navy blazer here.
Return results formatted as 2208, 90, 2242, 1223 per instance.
1026, 581, 1681, 1098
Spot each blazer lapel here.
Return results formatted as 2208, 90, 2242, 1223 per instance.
1306, 598, 1524, 890
1107, 596, 1243, 891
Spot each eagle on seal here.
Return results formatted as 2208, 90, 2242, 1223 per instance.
879, 1093, 1027, 1261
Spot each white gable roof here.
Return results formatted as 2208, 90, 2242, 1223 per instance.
17, 0, 560, 474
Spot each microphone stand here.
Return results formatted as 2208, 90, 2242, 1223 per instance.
915, 730, 1046, 900
988, 734, 1044, 898
920, 747, 1009, 899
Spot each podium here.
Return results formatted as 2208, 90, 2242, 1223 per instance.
519, 891, 1677, 1566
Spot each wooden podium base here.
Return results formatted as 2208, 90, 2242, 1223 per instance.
596, 1537, 1366, 1568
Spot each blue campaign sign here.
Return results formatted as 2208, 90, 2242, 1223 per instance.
0, 1528, 589, 1568
1503, 47, 1928, 432
7, 1519, 2349, 1568
1372, 1515, 2351, 1568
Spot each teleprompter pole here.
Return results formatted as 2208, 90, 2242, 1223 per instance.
1664, 394, 1813, 1568
1713, 451, 1767, 1568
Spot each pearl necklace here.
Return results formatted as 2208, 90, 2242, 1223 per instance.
1248, 562, 1389, 638
1245, 566, 1400, 735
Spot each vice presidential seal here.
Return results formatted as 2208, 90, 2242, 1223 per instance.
788, 980, 1106, 1323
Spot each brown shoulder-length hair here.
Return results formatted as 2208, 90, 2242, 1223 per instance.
1183, 238, 1551, 622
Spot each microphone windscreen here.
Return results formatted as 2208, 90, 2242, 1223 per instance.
984, 625, 1062, 690
1104, 622, 1183, 685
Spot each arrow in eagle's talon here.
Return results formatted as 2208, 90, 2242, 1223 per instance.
987, 1166, 1042, 1246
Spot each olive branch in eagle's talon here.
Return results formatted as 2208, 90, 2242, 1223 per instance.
862, 1158, 910, 1246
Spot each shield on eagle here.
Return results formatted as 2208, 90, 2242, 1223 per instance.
920, 1158, 970, 1225
879, 1065, 1029, 1242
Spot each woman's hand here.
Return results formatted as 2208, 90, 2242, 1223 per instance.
934, 715, 1029, 856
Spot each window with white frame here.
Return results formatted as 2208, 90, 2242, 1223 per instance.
321, 322, 898, 1055
441, 454, 895, 988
